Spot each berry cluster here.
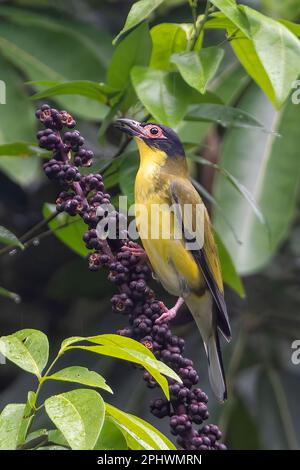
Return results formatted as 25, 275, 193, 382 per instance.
36, 104, 225, 450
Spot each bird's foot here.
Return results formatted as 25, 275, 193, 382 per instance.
155, 298, 185, 324
121, 241, 147, 263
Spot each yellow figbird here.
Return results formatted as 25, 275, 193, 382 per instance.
116, 118, 231, 401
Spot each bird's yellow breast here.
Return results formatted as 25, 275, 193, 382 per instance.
134, 140, 203, 296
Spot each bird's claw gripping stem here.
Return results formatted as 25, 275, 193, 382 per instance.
121, 242, 148, 262
155, 297, 185, 324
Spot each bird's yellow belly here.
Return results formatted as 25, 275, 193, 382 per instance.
135, 194, 202, 296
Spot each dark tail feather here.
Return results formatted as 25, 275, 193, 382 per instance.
206, 330, 227, 402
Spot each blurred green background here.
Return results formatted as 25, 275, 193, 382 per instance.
0, 0, 300, 450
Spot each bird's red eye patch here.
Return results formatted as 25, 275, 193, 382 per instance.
142, 125, 166, 139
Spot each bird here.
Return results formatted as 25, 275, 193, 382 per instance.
115, 118, 231, 401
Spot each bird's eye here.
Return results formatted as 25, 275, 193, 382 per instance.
150, 127, 159, 135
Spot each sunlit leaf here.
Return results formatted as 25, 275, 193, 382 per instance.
171, 47, 224, 94
113, 0, 165, 44
45, 389, 105, 450
0, 404, 26, 450
150, 23, 188, 70
94, 418, 127, 450
46, 366, 113, 394
0, 329, 49, 377
106, 403, 176, 450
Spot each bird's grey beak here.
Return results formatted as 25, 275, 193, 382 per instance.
114, 118, 144, 138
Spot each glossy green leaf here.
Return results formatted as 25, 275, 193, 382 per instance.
108, 23, 152, 91
65, 334, 182, 399
45, 389, 105, 450
279, 20, 300, 38
150, 23, 188, 70
113, 0, 165, 44
69, 344, 172, 399
0, 226, 24, 249
43, 203, 89, 258
0, 329, 49, 377
106, 403, 176, 450
48, 429, 69, 447
209, 0, 250, 37
0, 404, 26, 450
171, 47, 224, 94
186, 103, 266, 131
82, 334, 181, 385
30, 81, 117, 104
131, 67, 190, 126
230, 6, 300, 108
47, 366, 113, 394
94, 418, 127, 450
214, 84, 300, 274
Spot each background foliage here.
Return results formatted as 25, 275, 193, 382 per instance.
0, 0, 300, 449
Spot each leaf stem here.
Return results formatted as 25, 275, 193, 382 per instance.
189, 0, 211, 51
0, 211, 58, 257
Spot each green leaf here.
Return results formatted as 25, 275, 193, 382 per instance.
131, 67, 190, 127
171, 47, 224, 94
24, 428, 48, 449
69, 344, 172, 399
214, 232, 245, 297
94, 418, 127, 450
0, 286, 21, 303
279, 19, 300, 38
106, 403, 176, 450
214, 84, 300, 274
0, 226, 24, 250
47, 366, 113, 394
30, 81, 117, 104
37, 445, 69, 450
27, 391, 36, 410
0, 18, 109, 120
209, 0, 250, 37
227, 396, 262, 449
48, 429, 69, 447
186, 103, 266, 130
43, 203, 89, 258
81, 334, 182, 385
0, 5, 112, 70
0, 142, 47, 158
108, 23, 152, 91
60, 336, 86, 351
45, 389, 105, 450
0, 55, 39, 187
0, 404, 26, 450
150, 23, 188, 70
65, 334, 182, 400
113, 0, 165, 44
229, 6, 300, 108
0, 329, 49, 377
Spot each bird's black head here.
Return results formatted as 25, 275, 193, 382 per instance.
115, 119, 185, 158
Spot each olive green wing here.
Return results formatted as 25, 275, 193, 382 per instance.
170, 178, 231, 341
